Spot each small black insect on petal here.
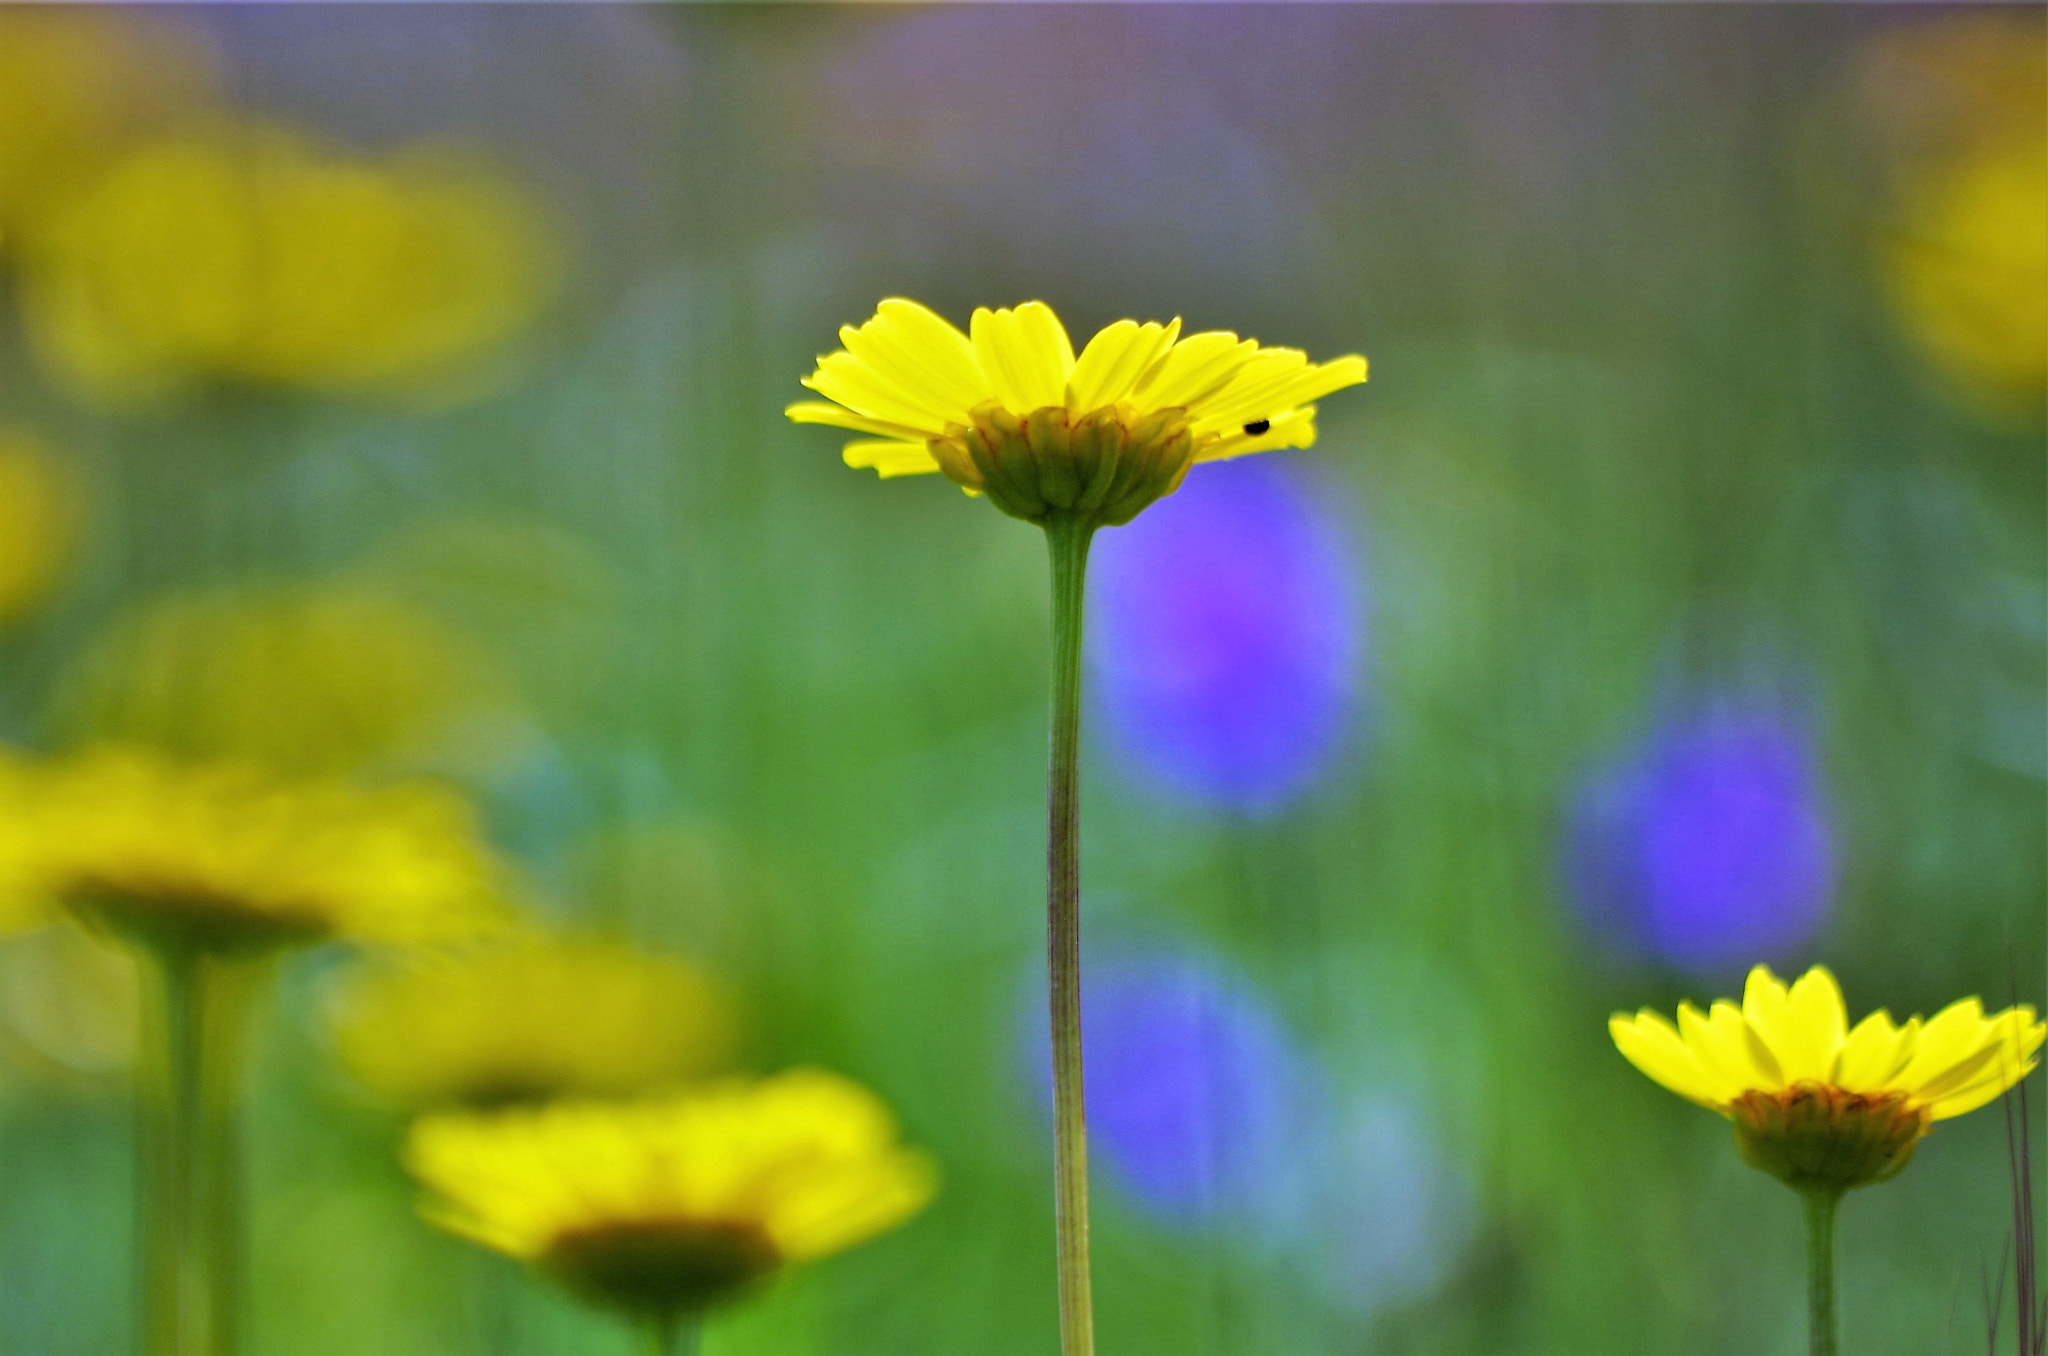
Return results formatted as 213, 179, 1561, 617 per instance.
1242, 419, 1271, 436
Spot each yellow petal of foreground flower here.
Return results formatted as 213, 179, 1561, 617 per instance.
330, 934, 736, 1111
788, 299, 1367, 527
406, 1070, 936, 1321
0, 745, 513, 953
1612, 964, 2045, 1192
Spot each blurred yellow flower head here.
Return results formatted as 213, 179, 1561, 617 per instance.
21, 123, 560, 406
789, 299, 1366, 526
0, 428, 80, 625
0, 10, 215, 234
58, 583, 523, 778
1611, 965, 2044, 1193
331, 935, 736, 1111
1881, 143, 2047, 416
406, 1070, 936, 1321
1856, 15, 2047, 418
0, 746, 512, 955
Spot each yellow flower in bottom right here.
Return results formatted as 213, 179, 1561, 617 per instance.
1613, 965, 2043, 1356
1612, 964, 2043, 1193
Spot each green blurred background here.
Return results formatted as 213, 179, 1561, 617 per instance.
0, 5, 2041, 1354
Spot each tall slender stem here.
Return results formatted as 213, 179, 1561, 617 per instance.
1043, 517, 1096, 1356
138, 945, 253, 1356
1803, 1189, 1840, 1356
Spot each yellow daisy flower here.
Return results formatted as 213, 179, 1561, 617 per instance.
788, 299, 1366, 527
1611, 964, 2045, 1193
0, 746, 512, 955
330, 935, 736, 1111
406, 1070, 936, 1327
1880, 141, 2047, 418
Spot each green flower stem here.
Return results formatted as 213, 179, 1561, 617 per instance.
139, 945, 254, 1356
1802, 1188, 1840, 1356
1043, 517, 1097, 1356
639, 1317, 697, 1356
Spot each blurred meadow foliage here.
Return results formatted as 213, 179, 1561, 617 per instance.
0, 6, 2040, 1356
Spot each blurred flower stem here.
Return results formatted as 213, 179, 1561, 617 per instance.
138, 944, 256, 1356
1803, 1190, 1839, 1356
1043, 517, 1097, 1356
641, 1318, 696, 1356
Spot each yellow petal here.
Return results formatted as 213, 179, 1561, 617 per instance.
1195, 407, 1318, 464
1921, 1010, 2044, 1118
785, 400, 932, 443
970, 302, 1073, 413
1911, 1006, 2044, 1108
1066, 319, 1179, 412
1611, 1010, 1728, 1111
841, 440, 941, 478
1833, 1010, 1914, 1091
1678, 999, 1772, 1098
837, 299, 989, 425
1923, 1059, 2039, 1120
1190, 352, 1368, 432
1893, 996, 1989, 1093
1132, 330, 1262, 410
1768, 966, 1849, 1083
801, 352, 954, 435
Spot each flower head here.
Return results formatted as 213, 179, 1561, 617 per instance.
330, 934, 735, 1111
0, 746, 511, 955
0, 10, 214, 233
1565, 700, 1834, 971
405, 1071, 936, 1322
788, 299, 1366, 527
21, 122, 558, 406
1611, 965, 2045, 1193
1089, 457, 1363, 815
1880, 140, 2047, 417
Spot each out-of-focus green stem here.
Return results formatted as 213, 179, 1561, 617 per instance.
1802, 1188, 1840, 1356
139, 945, 252, 1356
1042, 517, 1096, 1356
639, 1317, 695, 1356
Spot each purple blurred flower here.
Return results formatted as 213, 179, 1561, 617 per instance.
1565, 699, 1836, 970
1018, 939, 1474, 1307
1023, 944, 1317, 1228
1087, 458, 1364, 818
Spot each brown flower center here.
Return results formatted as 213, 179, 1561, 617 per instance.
1730, 1083, 1930, 1195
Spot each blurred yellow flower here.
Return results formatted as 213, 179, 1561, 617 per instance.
21, 122, 559, 406
788, 299, 1366, 525
0, 10, 215, 234
1611, 964, 2044, 1192
0, 428, 79, 624
57, 583, 524, 778
1881, 142, 2047, 415
0, 746, 512, 955
406, 1071, 936, 1322
331, 935, 736, 1111
1853, 14, 2046, 419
